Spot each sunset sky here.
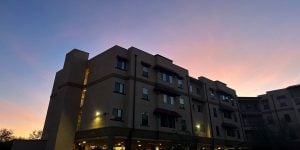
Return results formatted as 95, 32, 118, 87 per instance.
1, 0, 300, 137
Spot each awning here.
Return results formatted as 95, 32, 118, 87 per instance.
222, 122, 238, 129
153, 108, 181, 117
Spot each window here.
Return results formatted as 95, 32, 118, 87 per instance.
161, 72, 173, 83
142, 88, 149, 100
112, 108, 123, 121
114, 82, 125, 94
267, 116, 274, 124
234, 114, 238, 122
262, 100, 270, 110
178, 79, 183, 89
116, 58, 127, 70
197, 104, 203, 112
213, 107, 218, 117
189, 85, 193, 93
227, 129, 235, 137
216, 126, 220, 136
237, 130, 240, 139
278, 97, 287, 107
142, 66, 149, 77
141, 112, 149, 126
231, 100, 235, 106
294, 97, 300, 105
196, 87, 201, 95
200, 123, 205, 132
160, 115, 175, 128
224, 111, 232, 119
179, 97, 185, 109
209, 89, 215, 97
181, 119, 186, 131
284, 114, 292, 123
163, 94, 174, 105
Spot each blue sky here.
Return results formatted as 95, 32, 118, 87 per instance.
1, 0, 300, 137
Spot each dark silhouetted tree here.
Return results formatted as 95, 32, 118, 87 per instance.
0, 129, 14, 142
29, 130, 43, 140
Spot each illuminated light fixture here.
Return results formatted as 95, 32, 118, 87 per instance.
196, 124, 201, 129
95, 111, 100, 116
118, 143, 121, 146
138, 144, 142, 147
137, 140, 140, 143
159, 143, 162, 146
217, 147, 221, 150
82, 141, 86, 144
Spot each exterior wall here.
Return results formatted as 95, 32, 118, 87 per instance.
198, 77, 245, 144
238, 85, 300, 145
43, 45, 248, 150
42, 50, 89, 150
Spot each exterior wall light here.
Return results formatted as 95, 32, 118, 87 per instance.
95, 111, 100, 117
196, 124, 201, 129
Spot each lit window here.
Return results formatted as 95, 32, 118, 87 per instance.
179, 97, 185, 109
112, 108, 123, 121
116, 58, 127, 70
142, 88, 149, 100
114, 82, 125, 94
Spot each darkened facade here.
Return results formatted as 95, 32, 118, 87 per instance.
42, 46, 245, 150
238, 85, 300, 149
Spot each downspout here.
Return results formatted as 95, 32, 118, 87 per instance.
128, 54, 137, 150
186, 76, 195, 147
204, 83, 215, 150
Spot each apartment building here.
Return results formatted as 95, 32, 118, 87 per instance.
238, 85, 300, 149
41, 45, 245, 150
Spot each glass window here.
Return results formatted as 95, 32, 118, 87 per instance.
227, 129, 235, 137
179, 97, 185, 109
262, 100, 270, 109
141, 112, 149, 126
224, 111, 232, 119
178, 79, 183, 89
216, 126, 220, 136
161, 72, 173, 83
160, 115, 175, 128
196, 87, 201, 95
284, 114, 292, 123
142, 88, 149, 100
209, 89, 215, 97
267, 116, 274, 124
197, 105, 203, 112
114, 82, 125, 94
112, 108, 123, 121
142, 66, 149, 77
116, 58, 127, 70
213, 107, 218, 117
181, 119, 186, 131
278, 98, 287, 107
163, 94, 175, 105
189, 85, 193, 93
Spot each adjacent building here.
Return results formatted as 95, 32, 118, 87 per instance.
238, 85, 300, 149
41, 46, 245, 150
